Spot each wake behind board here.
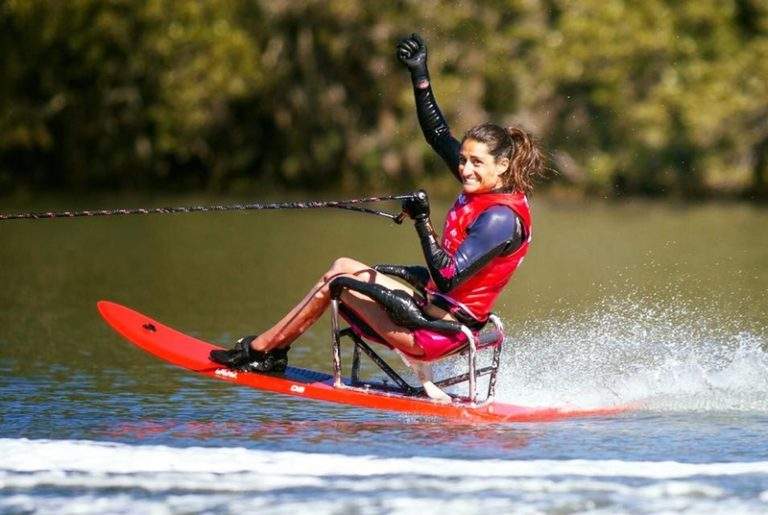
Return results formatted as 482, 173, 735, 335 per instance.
97, 301, 625, 423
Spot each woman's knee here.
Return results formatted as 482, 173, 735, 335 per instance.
323, 257, 370, 282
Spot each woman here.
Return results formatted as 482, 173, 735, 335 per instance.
210, 33, 544, 373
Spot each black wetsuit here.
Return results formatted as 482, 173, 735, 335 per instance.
409, 79, 524, 294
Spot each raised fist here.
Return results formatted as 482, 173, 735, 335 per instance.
396, 33, 427, 70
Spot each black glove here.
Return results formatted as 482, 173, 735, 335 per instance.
401, 190, 430, 221
396, 33, 429, 84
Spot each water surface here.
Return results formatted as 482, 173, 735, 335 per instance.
1, 193, 767, 513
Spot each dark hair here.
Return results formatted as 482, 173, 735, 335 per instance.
462, 123, 544, 194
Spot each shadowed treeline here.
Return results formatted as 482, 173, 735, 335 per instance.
1, 0, 767, 198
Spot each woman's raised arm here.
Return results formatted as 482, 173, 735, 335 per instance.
396, 34, 462, 181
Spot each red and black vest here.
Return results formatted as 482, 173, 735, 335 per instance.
426, 192, 532, 321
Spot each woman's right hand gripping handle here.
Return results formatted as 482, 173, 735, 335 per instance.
396, 33, 429, 87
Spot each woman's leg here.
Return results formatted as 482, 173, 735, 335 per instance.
249, 257, 423, 356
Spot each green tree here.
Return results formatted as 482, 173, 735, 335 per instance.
1, 0, 766, 198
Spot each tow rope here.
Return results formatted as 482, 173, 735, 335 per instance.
0, 193, 414, 224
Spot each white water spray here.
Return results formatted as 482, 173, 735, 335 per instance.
496, 293, 768, 411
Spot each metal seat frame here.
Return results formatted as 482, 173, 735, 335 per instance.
329, 298, 505, 404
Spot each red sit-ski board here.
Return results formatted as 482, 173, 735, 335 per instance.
98, 301, 626, 423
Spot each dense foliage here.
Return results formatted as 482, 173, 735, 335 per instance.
1, 0, 766, 197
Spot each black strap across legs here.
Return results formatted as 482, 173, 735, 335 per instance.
328, 276, 462, 334
372, 264, 430, 296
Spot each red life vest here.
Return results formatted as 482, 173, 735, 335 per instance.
426, 191, 532, 321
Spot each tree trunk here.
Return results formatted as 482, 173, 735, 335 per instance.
753, 137, 768, 198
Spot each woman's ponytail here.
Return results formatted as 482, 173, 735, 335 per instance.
503, 126, 544, 194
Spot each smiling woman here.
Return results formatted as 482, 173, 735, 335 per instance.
209, 34, 546, 396
458, 124, 543, 195
458, 138, 509, 194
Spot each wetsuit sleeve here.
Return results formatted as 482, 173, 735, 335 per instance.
411, 81, 462, 181
415, 206, 523, 293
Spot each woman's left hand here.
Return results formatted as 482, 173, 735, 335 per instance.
402, 190, 430, 220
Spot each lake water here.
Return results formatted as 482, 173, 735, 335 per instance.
1, 193, 767, 513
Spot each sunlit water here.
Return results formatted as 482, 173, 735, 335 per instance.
1, 193, 767, 513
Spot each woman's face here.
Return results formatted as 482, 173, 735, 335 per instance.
457, 139, 509, 194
